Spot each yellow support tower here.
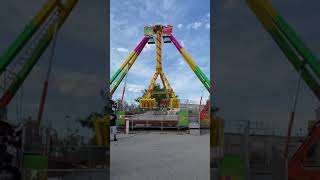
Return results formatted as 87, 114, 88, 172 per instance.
94, 115, 109, 146
140, 25, 180, 109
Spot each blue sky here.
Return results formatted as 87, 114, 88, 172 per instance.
110, 0, 210, 105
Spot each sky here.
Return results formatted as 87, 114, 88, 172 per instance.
0, 0, 108, 136
214, 0, 320, 135
110, 0, 210, 105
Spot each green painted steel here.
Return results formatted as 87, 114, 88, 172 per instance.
0, 0, 57, 76
269, 31, 320, 99
195, 66, 210, 91
0, 24, 35, 75
110, 69, 121, 85
0, 0, 78, 107
195, 66, 210, 85
5, 34, 53, 101
110, 70, 127, 95
219, 156, 247, 179
178, 110, 188, 126
272, 16, 320, 78
22, 155, 48, 169
116, 111, 125, 126
248, 1, 320, 100
192, 67, 209, 92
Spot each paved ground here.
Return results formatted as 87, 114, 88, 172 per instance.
111, 131, 210, 180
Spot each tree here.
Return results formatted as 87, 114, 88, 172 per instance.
76, 89, 111, 131
134, 83, 177, 107
77, 112, 103, 131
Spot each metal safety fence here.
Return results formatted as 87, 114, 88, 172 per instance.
21, 169, 109, 180
117, 114, 199, 132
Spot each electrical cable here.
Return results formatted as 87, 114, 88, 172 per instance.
284, 65, 303, 156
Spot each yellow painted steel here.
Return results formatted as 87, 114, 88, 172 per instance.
110, 51, 142, 96
180, 49, 197, 71
170, 98, 180, 108
258, 0, 279, 17
159, 71, 175, 98
159, 73, 169, 98
211, 116, 224, 147
246, 0, 275, 31
145, 72, 159, 98
125, 53, 140, 73
117, 52, 140, 81
139, 98, 156, 108
94, 116, 109, 146
31, 0, 57, 26
140, 25, 179, 108
57, 0, 78, 23
156, 29, 163, 72
119, 51, 136, 72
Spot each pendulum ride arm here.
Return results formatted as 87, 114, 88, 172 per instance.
247, 0, 320, 178
110, 37, 148, 85
0, 0, 78, 108
247, 0, 320, 100
109, 37, 148, 96
170, 35, 210, 92
0, 0, 57, 75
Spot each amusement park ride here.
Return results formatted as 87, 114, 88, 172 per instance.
0, 0, 210, 176
0, 0, 83, 178
0, 0, 78, 126
214, 1, 320, 180
3, 0, 320, 179
247, 0, 320, 179
109, 24, 210, 109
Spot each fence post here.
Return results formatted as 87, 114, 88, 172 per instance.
125, 119, 129, 134
161, 119, 163, 131
131, 118, 134, 132
147, 119, 149, 128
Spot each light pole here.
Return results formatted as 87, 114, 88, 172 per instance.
65, 115, 70, 138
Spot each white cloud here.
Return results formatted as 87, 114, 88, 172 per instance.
188, 22, 202, 29
180, 40, 185, 47
178, 58, 184, 65
168, 70, 209, 102
186, 12, 210, 30
116, 47, 129, 53
177, 24, 183, 29
54, 70, 101, 97
143, 43, 156, 52
126, 83, 145, 93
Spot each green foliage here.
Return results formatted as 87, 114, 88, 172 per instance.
134, 83, 179, 107
76, 112, 103, 131
134, 83, 169, 106
76, 90, 109, 131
